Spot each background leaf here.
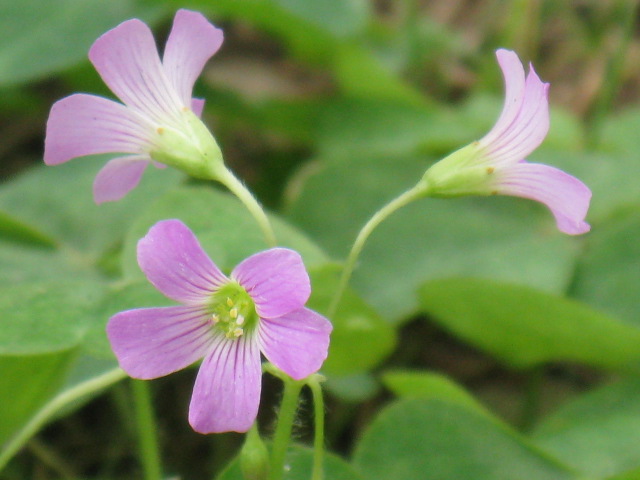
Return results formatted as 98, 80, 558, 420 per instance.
0, 0, 165, 86
532, 378, 640, 478
418, 277, 640, 369
287, 156, 581, 321
352, 398, 578, 480
217, 443, 364, 480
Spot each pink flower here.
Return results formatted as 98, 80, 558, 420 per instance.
423, 49, 591, 235
44, 10, 224, 204
107, 220, 332, 434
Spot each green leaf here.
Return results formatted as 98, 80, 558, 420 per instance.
167, 0, 347, 65
418, 277, 640, 370
217, 443, 364, 480
0, 158, 185, 256
286, 156, 581, 321
314, 99, 475, 159
607, 468, 640, 480
272, 0, 370, 38
307, 266, 396, 376
600, 108, 640, 156
531, 378, 640, 478
0, 357, 124, 471
0, 280, 106, 355
324, 372, 379, 402
121, 185, 328, 280
82, 280, 173, 359
352, 398, 579, 480
332, 44, 428, 106
0, 210, 56, 248
572, 209, 640, 327
381, 370, 489, 417
0, 0, 165, 85
0, 350, 75, 447
0, 240, 88, 285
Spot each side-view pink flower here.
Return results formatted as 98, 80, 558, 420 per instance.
422, 49, 591, 235
107, 219, 332, 434
44, 9, 224, 203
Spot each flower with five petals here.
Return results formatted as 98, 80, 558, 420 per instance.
107, 219, 332, 434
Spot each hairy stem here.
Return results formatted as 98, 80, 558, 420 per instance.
131, 380, 162, 480
218, 168, 277, 247
327, 182, 427, 318
265, 366, 303, 480
307, 375, 326, 480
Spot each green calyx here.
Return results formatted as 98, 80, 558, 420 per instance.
208, 282, 259, 339
420, 142, 499, 198
149, 108, 226, 181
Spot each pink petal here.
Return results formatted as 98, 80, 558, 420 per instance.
163, 9, 223, 107
106, 306, 213, 379
259, 308, 332, 380
44, 94, 152, 165
481, 50, 550, 166
495, 162, 591, 235
232, 248, 311, 319
89, 18, 183, 124
482, 49, 526, 146
191, 98, 205, 117
137, 220, 228, 304
93, 155, 150, 204
189, 334, 262, 433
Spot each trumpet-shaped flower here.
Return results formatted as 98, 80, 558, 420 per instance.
44, 9, 225, 204
107, 219, 332, 434
422, 49, 591, 235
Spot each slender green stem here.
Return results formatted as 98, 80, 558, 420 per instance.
131, 380, 162, 480
327, 182, 427, 318
307, 376, 326, 480
0, 368, 126, 472
218, 168, 277, 247
267, 375, 303, 480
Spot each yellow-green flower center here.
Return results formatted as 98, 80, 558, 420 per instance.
209, 282, 258, 339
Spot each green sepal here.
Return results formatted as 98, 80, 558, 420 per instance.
149, 109, 226, 181
421, 142, 497, 197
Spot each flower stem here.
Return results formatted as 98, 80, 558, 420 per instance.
267, 372, 303, 480
0, 368, 126, 472
327, 182, 427, 318
131, 380, 162, 480
307, 375, 326, 480
218, 168, 278, 247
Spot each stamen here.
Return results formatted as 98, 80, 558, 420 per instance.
226, 297, 234, 307
236, 315, 245, 326
210, 314, 220, 324
486, 167, 495, 174
233, 327, 244, 337
229, 308, 238, 319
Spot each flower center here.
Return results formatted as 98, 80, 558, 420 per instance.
209, 282, 258, 339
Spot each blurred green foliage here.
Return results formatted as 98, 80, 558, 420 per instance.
2, 0, 640, 479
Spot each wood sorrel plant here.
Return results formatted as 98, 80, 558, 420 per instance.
20, 7, 593, 480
